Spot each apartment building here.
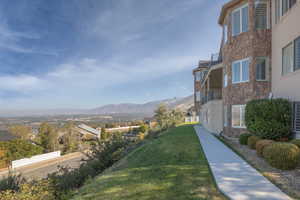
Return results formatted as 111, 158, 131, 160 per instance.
194, 0, 300, 138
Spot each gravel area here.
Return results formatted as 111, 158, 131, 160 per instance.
222, 137, 300, 199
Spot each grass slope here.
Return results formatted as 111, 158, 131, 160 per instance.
72, 125, 226, 200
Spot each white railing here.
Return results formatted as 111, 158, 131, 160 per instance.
11, 151, 61, 169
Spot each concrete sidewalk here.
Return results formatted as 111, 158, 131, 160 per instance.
194, 125, 292, 200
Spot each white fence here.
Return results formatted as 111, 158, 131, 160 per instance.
11, 151, 61, 169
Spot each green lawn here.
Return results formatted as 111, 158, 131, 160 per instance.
72, 125, 226, 200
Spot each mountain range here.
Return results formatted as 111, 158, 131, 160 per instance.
0, 95, 194, 117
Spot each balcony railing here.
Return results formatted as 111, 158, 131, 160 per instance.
200, 90, 222, 105
200, 52, 222, 85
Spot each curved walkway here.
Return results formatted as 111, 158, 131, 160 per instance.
194, 125, 292, 200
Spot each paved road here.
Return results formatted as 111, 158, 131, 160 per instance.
0, 152, 85, 180
194, 125, 292, 200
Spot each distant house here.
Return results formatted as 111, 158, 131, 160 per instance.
185, 107, 199, 123
75, 124, 101, 139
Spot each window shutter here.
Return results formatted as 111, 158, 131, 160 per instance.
294, 102, 300, 133
295, 37, 300, 71
255, 3, 267, 29
232, 10, 240, 36
242, 6, 249, 32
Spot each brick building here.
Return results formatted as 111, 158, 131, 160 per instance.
194, 0, 300, 138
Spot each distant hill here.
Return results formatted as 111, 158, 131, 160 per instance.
89, 95, 193, 115
0, 95, 194, 117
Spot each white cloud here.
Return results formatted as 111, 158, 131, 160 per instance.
0, 75, 43, 92
0, 20, 57, 56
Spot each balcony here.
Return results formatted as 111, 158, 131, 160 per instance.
201, 89, 222, 105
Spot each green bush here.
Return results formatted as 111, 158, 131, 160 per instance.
0, 173, 26, 192
247, 136, 261, 149
0, 180, 55, 200
256, 140, 274, 157
291, 139, 300, 148
245, 99, 292, 140
239, 133, 252, 145
263, 143, 300, 170
0, 140, 44, 163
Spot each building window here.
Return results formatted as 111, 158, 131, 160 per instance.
256, 57, 268, 81
282, 42, 294, 75
224, 25, 228, 44
195, 71, 201, 81
224, 73, 228, 87
282, 37, 300, 75
294, 102, 300, 134
275, 0, 297, 23
196, 91, 201, 102
232, 105, 246, 128
295, 37, 300, 71
255, 1, 268, 29
232, 4, 249, 36
232, 58, 249, 83
224, 106, 228, 127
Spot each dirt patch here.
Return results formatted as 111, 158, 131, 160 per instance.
222, 137, 300, 199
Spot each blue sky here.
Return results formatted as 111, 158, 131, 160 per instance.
0, 0, 227, 109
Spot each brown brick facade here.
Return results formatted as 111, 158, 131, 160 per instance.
221, 0, 272, 137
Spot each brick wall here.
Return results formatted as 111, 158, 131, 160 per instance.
221, 0, 272, 137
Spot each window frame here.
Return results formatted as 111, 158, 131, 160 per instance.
282, 42, 294, 75
232, 3, 249, 36
232, 105, 246, 128
195, 91, 201, 102
232, 58, 250, 84
256, 57, 268, 81
275, 0, 297, 24
255, 0, 269, 30
224, 106, 228, 127
195, 71, 201, 81
294, 36, 300, 71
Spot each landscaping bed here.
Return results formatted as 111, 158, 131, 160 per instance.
223, 137, 300, 199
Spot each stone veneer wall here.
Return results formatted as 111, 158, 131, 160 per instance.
221, 0, 272, 137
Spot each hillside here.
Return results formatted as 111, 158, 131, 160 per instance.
71, 125, 225, 200
89, 95, 194, 115
0, 95, 193, 117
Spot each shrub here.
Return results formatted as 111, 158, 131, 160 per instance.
291, 139, 300, 148
239, 133, 252, 145
263, 143, 300, 170
256, 140, 274, 157
0, 173, 26, 192
247, 136, 261, 149
0, 180, 55, 200
48, 136, 131, 198
245, 99, 292, 140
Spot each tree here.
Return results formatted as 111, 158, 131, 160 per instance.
169, 109, 185, 126
38, 123, 59, 152
8, 125, 32, 141
138, 124, 148, 133
154, 104, 169, 129
61, 128, 80, 154
100, 128, 109, 140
